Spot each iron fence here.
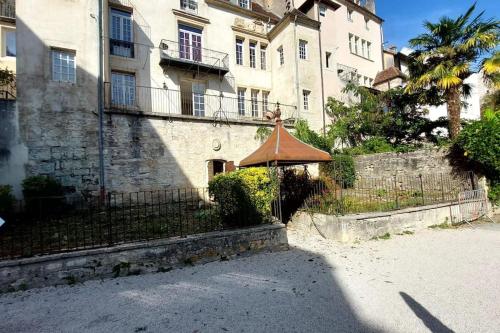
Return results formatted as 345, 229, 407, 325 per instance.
301, 172, 477, 215
0, 0, 14, 19
159, 39, 229, 71
104, 83, 298, 123
0, 188, 280, 260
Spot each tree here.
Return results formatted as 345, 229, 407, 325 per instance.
405, 3, 499, 139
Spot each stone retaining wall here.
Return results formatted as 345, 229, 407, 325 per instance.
0, 223, 288, 292
291, 203, 464, 243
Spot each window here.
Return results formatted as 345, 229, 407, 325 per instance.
361, 40, 366, 57
299, 40, 307, 60
207, 160, 225, 182
178, 24, 202, 62
110, 9, 134, 58
347, 9, 353, 21
367, 42, 371, 59
325, 52, 332, 68
5, 30, 15, 57
369, 78, 373, 86
238, 0, 250, 9
192, 82, 206, 116
260, 45, 267, 70
262, 91, 269, 112
356, 74, 362, 84
111, 72, 135, 106
364, 76, 368, 86
349, 34, 354, 53
251, 90, 259, 117
249, 42, 256, 68
365, 17, 370, 30
319, 5, 326, 17
354, 36, 359, 54
237, 88, 246, 116
278, 46, 284, 66
52, 49, 76, 83
180, 0, 197, 13
236, 38, 243, 65
303, 90, 310, 111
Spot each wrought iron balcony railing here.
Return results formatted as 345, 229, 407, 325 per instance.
0, 0, 15, 19
104, 83, 298, 123
159, 39, 229, 74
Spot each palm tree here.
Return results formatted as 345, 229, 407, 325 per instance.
405, 3, 499, 139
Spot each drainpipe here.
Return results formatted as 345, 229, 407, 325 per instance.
380, 22, 385, 70
97, 0, 106, 200
316, 0, 326, 136
293, 14, 301, 119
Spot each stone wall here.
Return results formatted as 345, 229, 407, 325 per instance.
0, 223, 288, 292
291, 203, 465, 243
354, 149, 453, 179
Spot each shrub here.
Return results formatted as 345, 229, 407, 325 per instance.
22, 176, 64, 214
280, 169, 315, 221
0, 185, 15, 215
320, 154, 356, 188
488, 182, 500, 206
208, 167, 278, 227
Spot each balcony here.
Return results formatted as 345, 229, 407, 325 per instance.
104, 83, 298, 124
159, 39, 229, 76
0, 0, 15, 20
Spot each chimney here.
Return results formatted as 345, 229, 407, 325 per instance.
365, 0, 376, 14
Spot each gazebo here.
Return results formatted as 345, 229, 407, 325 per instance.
239, 112, 331, 167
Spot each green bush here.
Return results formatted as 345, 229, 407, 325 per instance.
22, 176, 64, 198
280, 169, 315, 221
320, 154, 356, 188
0, 185, 15, 215
488, 182, 500, 206
208, 167, 278, 227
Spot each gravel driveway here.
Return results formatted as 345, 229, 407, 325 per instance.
1, 223, 499, 333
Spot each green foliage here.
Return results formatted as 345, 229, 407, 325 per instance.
280, 169, 315, 221
320, 154, 356, 188
254, 126, 272, 143
488, 183, 500, 206
453, 110, 500, 181
22, 176, 64, 199
208, 167, 278, 227
293, 120, 332, 152
0, 67, 14, 85
0, 185, 15, 215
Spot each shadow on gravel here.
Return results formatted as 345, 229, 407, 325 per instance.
0, 247, 384, 333
400, 292, 455, 333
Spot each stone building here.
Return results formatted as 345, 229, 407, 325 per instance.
2, 0, 386, 197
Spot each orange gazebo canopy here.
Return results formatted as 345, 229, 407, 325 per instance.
240, 120, 331, 167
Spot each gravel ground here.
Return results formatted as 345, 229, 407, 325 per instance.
1, 222, 499, 333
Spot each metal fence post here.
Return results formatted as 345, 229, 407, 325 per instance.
393, 176, 399, 209
419, 174, 425, 205
107, 192, 113, 246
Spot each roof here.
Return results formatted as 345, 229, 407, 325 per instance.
299, 0, 341, 13
373, 66, 407, 86
239, 121, 332, 167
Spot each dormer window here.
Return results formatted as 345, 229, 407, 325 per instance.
238, 0, 250, 9
180, 0, 197, 14
319, 5, 326, 17
347, 9, 353, 21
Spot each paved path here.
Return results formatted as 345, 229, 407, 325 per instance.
1, 223, 499, 333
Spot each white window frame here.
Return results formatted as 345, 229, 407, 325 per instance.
192, 82, 205, 117
236, 38, 244, 65
260, 45, 267, 70
361, 40, 366, 58
349, 34, 353, 53
367, 42, 371, 59
278, 46, 284, 66
249, 42, 256, 68
262, 91, 269, 112
302, 90, 310, 111
251, 90, 259, 117
237, 88, 246, 116
52, 49, 76, 83
180, 0, 198, 14
299, 40, 307, 60
365, 17, 370, 30
4, 30, 15, 57
354, 36, 359, 55
110, 9, 133, 58
238, 0, 250, 9
111, 72, 136, 106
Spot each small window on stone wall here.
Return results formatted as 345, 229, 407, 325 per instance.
207, 159, 226, 182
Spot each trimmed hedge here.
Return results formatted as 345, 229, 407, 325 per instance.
208, 167, 278, 227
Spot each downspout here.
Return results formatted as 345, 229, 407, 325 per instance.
380, 21, 385, 70
293, 14, 301, 119
317, 0, 326, 136
97, 0, 106, 200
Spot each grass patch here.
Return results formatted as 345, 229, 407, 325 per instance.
371, 232, 391, 240
428, 223, 452, 229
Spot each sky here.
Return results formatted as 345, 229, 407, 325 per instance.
377, 0, 500, 50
